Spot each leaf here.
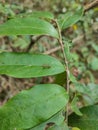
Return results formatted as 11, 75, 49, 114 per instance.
55, 72, 66, 86
0, 17, 58, 38
30, 111, 65, 130
48, 122, 69, 130
68, 105, 98, 130
18, 11, 54, 19
64, 41, 72, 61
83, 83, 98, 105
87, 83, 98, 102
59, 8, 83, 30
89, 56, 98, 70
72, 127, 81, 130
92, 44, 98, 53
0, 52, 65, 78
71, 96, 82, 116
69, 74, 77, 82
0, 84, 69, 130
74, 82, 98, 105
74, 82, 88, 94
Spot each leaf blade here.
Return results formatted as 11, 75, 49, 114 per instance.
59, 8, 83, 30
18, 11, 54, 19
0, 17, 58, 38
0, 84, 69, 130
0, 52, 65, 78
68, 105, 98, 130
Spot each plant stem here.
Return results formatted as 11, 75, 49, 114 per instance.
54, 19, 70, 124
84, 0, 98, 12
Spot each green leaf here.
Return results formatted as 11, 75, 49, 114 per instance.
92, 44, 98, 53
71, 96, 82, 116
74, 82, 98, 105
83, 83, 98, 105
55, 72, 66, 86
0, 17, 58, 38
72, 127, 81, 130
89, 56, 98, 70
69, 74, 77, 82
0, 52, 65, 78
64, 41, 72, 61
0, 84, 69, 130
87, 83, 98, 102
59, 8, 83, 30
74, 82, 88, 94
18, 11, 54, 19
48, 122, 69, 130
68, 105, 98, 130
30, 111, 65, 130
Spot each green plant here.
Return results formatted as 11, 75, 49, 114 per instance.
0, 3, 98, 130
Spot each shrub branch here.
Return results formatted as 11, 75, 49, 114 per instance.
84, 0, 98, 12
54, 19, 70, 124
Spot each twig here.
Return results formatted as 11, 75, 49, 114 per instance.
44, 46, 61, 54
44, 35, 84, 55
54, 19, 70, 124
26, 35, 43, 52
84, 0, 98, 12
